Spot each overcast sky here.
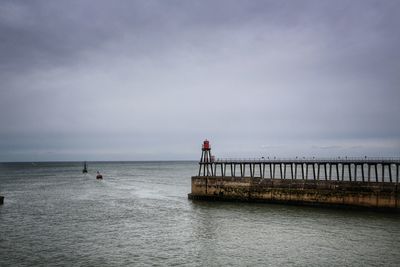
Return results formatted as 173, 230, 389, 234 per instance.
0, 0, 399, 161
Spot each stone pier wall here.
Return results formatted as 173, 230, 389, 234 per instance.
189, 176, 399, 210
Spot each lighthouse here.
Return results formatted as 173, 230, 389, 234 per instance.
199, 139, 214, 176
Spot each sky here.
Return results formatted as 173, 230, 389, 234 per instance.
0, 0, 399, 161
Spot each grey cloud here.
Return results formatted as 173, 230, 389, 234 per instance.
0, 0, 399, 161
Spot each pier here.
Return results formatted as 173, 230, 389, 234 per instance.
189, 141, 400, 211
199, 157, 400, 183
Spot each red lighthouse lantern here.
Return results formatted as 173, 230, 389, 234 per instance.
202, 139, 210, 151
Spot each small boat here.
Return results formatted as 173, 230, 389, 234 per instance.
82, 161, 88, 173
96, 171, 103, 179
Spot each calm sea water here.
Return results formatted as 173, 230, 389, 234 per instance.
0, 161, 399, 266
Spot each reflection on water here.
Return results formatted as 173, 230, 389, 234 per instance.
0, 162, 399, 266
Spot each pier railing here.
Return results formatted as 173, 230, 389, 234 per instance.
198, 157, 400, 183
214, 157, 400, 164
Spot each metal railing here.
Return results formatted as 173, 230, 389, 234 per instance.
212, 157, 400, 164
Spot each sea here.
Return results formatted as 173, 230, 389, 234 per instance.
0, 161, 399, 266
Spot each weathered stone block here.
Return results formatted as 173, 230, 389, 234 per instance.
189, 176, 399, 211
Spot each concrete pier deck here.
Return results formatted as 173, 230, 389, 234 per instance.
190, 141, 400, 210
189, 176, 399, 211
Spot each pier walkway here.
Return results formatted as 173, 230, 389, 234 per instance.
191, 141, 400, 210
199, 157, 400, 183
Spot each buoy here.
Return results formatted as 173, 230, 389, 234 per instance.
82, 161, 88, 173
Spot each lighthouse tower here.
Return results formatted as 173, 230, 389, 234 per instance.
199, 140, 213, 176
